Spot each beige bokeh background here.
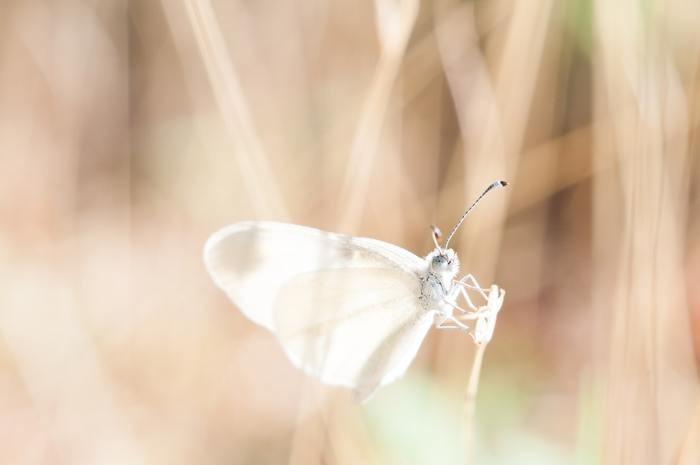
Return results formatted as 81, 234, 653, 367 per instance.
1, 1, 699, 464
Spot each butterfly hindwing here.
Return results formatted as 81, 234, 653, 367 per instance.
274, 268, 433, 400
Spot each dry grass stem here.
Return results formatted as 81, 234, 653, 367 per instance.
182, 0, 288, 218
463, 343, 487, 465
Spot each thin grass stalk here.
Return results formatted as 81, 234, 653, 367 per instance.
336, 0, 418, 232
675, 399, 700, 465
181, 0, 288, 219
463, 343, 486, 465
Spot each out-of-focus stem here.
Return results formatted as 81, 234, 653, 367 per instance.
464, 343, 486, 465
181, 0, 288, 219
675, 399, 700, 465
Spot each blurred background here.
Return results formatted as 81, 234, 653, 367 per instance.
1, 0, 699, 464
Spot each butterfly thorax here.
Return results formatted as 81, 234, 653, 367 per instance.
419, 249, 459, 313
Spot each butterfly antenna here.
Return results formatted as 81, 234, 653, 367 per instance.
444, 180, 508, 249
430, 225, 443, 251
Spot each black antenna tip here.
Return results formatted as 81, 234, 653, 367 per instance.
497, 180, 508, 187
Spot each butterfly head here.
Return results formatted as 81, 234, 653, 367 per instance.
427, 225, 459, 278
427, 248, 460, 277
425, 179, 507, 283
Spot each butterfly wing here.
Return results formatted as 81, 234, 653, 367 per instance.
203, 221, 433, 399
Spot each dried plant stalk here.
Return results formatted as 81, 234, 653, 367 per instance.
463, 343, 486, 465
181, 0, 288, 218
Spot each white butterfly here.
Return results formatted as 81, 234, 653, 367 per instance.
204, 181, 507, 401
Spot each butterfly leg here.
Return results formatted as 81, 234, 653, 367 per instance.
447, 282, 482, 314
442, 298, 485, 320
454, 274, 490, 300
443, 299, 480, 315
435, 314, 471, 331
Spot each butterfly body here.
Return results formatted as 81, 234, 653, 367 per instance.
419, 249, 461, 323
